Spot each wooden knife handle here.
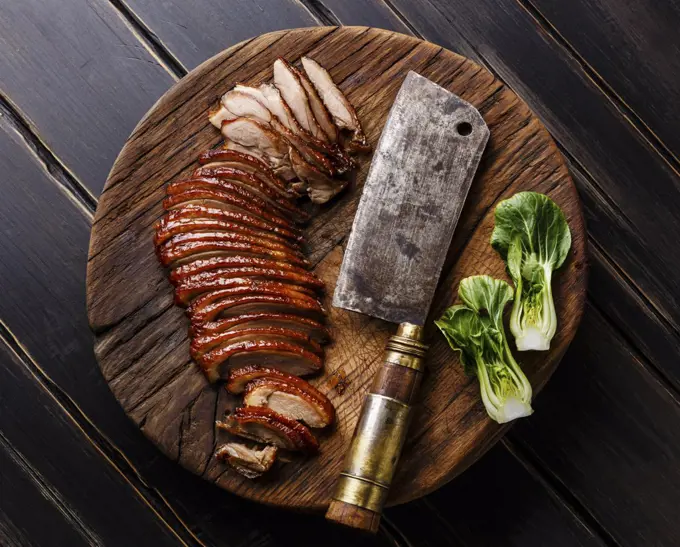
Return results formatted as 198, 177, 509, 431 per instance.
326, 323, 427, 533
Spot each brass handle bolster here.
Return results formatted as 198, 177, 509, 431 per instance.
326, 323, 428, 531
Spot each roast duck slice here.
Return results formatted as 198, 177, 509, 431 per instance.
189, 312, 330, 343
188, 288, 325, 326
215, 443, 278, 479
301, 56, 370, 153
163, 188, 296, 231
174, 275, 318, 306
192, 326, 323, 360
159, 203, 303, 242
167, 176, 306, 224
195, 337, 323, 383
230, 365, 335, 428
217, 407, 319, 453
175, 267, 323, 299
198, 149, 293, 196
170, 256, 313, 284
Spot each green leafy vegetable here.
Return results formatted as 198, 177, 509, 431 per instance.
491, 192, 571, 351
435, 275, 533, 424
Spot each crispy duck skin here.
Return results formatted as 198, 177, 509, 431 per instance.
301, 56, 370, 153
217, 407, 319, 453
157, 239, 310, 269
227, 364, 310, 393
188, 293, 326, 326
170, 256, 311, 284
188, 283, 322, 321
154, 215, 300, 250
163, 188, 296, 230
177, 266, 324, 294
243, 377, 335, 428
192, 166, 296, 207
160, 204, 302, 242
198, 338, 323, 383
188, 166, 306, 221
166, 177, 301, 225
159, 231, 303, 258
175, 276, 316, 306
197, 149, 291, 194
189, 312, 330, 343
191, 326, 323, 359
215, 442, 278, 479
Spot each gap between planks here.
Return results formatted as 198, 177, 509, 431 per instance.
514, 0, 680, 175
0, 321, 204, 547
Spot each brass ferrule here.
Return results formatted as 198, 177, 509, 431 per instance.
385, 322, 428, 371
332, 323, 429, 513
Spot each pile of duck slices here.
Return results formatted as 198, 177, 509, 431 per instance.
154, 57, 368, 479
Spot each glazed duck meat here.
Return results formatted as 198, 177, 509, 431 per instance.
217, 407, 319, 453
154, 57, 369, 478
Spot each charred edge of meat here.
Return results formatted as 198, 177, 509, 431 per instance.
217, 406, 319, 453
243, 377, 335, 428
215, 442, 278, 479
198, 338, 324, 383
159, 203, 303, 242
189, 313, 330, 343
191, 326, 323, 360
188, 291, 325, 327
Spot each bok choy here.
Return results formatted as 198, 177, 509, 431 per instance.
435, 275, 533, 424
491, 192, 571, 351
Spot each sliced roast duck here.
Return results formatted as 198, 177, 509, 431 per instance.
154, 56, 369, 479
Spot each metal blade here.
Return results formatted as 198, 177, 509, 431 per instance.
333, 71, 489, 325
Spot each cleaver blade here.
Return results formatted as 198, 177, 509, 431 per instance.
333, 71, 489, 325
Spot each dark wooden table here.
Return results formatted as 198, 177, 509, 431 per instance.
1, 1, 679, 545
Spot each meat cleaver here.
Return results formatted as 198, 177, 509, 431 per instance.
326, 71, 489, 532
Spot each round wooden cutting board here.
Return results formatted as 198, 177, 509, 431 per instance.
87, 27, 587, 511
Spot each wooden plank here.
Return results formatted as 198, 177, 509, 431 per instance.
527, 0, 680, 161
387, 445, 606, 547
510, 305, 680, 546
118, 0, 317, 69
385, 0, 680, 397
0, 0, 175, 195
308, 0, 413, 32
0, 337, 179, 546
0, 439, 90, 547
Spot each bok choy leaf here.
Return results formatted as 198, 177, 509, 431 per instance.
435, 275, 533, 424
491, 192, 571, 351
